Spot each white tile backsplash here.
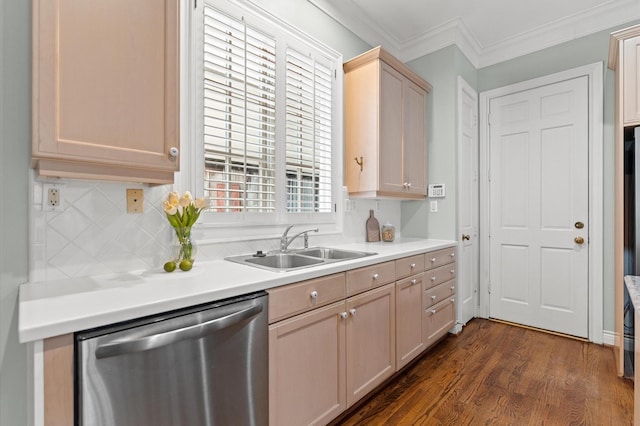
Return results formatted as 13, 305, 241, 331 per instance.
30, 174, 403, 282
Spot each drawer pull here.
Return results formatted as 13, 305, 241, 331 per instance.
431, 309, 437, 315
431, 258, 436, 263
411, 279, 417, 285
450, 253, 455, 258
431, 295, 436, 300
341, 312, 348, 319
451, 286, 455, 290
350, 308, 357, 316
373, 273, 379, 280
310, 290, 318, 299
410, 263, 416, 269
450, 298, 455, 303
431, 276, 436, 281
450, 269, 455, 274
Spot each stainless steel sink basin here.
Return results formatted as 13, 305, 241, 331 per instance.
226, 247, 376, 272
297, 247, 374, 260
245, 253, 324, 270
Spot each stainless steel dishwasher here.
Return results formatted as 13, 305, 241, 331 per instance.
76, 291, 268, 426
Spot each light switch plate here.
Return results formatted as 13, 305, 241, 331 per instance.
430, 200, 438, 212
126, 189, 144, 213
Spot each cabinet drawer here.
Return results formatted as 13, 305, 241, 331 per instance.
425, 247, 456, 270
395, 255, 425, 280
424, 297, 455, 346
268, 273, 346, 323
424, 264, 456, 289
347, 261, 395, 296
425, 279, 456, 307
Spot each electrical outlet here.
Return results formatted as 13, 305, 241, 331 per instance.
126, 189, 144, 213
43, 184, 63, 211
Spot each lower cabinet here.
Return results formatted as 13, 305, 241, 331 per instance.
268, 283, 395, 426
395, 272, 426, 369
345, 284, 396, 406
269, 247, 457, 426
269, 301, 347, 426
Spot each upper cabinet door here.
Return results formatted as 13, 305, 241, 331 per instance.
344, 47, 431, 199
32, 0, 180, 184
623, 35, 640, 126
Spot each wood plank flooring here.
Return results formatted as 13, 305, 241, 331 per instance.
336, 319, 633, 425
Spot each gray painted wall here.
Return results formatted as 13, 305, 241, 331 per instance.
401, 45, 477, 239
1, 0, 30, 424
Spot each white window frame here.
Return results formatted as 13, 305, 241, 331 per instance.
178, 0, 344, 241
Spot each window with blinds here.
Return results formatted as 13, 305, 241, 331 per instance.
199, 3, 338, 219
203, 7, 276, 213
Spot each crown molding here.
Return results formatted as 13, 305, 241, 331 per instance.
309, 0, 640, 68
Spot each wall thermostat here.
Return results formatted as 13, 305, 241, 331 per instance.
428, 184, 445, 198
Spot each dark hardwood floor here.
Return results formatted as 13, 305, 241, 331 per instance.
337, 319, 633, 425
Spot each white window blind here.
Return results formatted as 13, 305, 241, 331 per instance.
195, 1, 341, 227
202, 7, 276, 212
285, 48, 333, 213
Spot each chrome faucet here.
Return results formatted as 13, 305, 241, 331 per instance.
280, 225, 319, 251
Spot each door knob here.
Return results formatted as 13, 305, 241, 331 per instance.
462, 234, 470, 241
575, 221, 584, 229
574, 236, 585, 245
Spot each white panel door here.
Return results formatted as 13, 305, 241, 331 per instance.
457, 77, 479, 326
489, 76, 589, 338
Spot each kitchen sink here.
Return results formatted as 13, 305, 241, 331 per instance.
226, 247, 376, 272
297, 247, 373, 260
245, 253, 324, 270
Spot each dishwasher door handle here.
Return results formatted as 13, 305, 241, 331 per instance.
95, 303, 263, 359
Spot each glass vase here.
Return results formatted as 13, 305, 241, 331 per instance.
173, 227, 197, 264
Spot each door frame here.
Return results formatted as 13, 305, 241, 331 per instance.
478, 62, 604, 343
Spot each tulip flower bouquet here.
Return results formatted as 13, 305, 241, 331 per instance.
162, 191, 209, 272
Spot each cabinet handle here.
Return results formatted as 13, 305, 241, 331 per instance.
411, 279, 417, 285
431, 276, 436, 281
350, 308, 357, 316
168, 147, 179, 157
310, 290, 318, 299
450, 298, 455, 303
450, 286, 455, 291
431, 258, 436, 263
340, 312, 348, 319
450, 269, 455, 274
431, 295, 436, 300
406, 182, 412, 188
410, 263, 416, 269
373, 273, 379, 280
450, 253, 455, 258
431, 309, 437, 315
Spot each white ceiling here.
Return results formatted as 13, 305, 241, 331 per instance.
309, 0, 640, 67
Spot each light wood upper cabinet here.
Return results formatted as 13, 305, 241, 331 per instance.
344, 46, 431, 199
32, 0, 180, 184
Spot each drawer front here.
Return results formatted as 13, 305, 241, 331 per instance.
424, 279, 456, 307
347, 261, 395, 296
395, 255, 425, 280
425, 247, 456, 270
424, 263, 456, 289
424, 297, 455, 345
268, 273, 346, 323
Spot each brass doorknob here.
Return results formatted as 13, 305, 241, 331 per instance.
574, 236, 585, 245
462, 234, 471, 241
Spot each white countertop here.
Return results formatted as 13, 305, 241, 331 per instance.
19, 238, 456, 343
